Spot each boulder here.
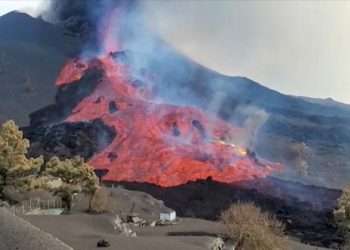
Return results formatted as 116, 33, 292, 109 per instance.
210, 237, 225, 250
97, 239, 110, 248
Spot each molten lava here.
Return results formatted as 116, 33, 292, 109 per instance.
55, 53, 279, 187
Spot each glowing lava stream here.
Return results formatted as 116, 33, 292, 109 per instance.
55, 54, 280, 187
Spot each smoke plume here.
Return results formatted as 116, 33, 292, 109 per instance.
42, 0, 270, 151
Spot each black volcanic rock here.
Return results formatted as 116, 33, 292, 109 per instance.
23, 119, 116, 160
29, 68, 103, 127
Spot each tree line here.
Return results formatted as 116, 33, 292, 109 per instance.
0, 120, 99, 212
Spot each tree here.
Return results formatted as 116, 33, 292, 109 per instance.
221, 202, 288, 250
334, 186, 350, 222
334, 186, 350, 248
43, 156, 98, 212
0, 120, 43, 197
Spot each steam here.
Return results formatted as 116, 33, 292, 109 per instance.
234, 106, 269, 150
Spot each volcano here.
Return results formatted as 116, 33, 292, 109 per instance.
47, 51, 278, 187
16, 1, 279, 187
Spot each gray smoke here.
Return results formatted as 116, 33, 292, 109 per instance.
42, 0, 137, 49
235, 106, 269, 149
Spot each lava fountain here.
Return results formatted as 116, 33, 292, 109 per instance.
54, 6, 281, 187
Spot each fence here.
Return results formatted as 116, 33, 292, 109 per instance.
10, 198, 63, 215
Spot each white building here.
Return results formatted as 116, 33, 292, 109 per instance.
160, 209, 176, 222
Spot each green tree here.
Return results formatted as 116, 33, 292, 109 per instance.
0, 120, 43, 197
43, 156, 98, 212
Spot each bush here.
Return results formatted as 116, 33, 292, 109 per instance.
221, 202, 287, 250
334, 186, 350, 223
89, 187, 109, 213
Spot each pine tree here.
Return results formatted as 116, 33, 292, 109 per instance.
0, 120, 43, 197
43, 156, 98, 212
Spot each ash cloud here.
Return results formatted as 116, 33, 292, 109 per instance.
42, 0, 137, 50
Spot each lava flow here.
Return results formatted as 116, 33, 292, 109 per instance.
54, 52, 280, 187
53, 3, 280, 186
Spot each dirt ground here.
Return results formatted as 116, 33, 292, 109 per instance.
0, 207, 72, 250
19, 187, 330, 250
24, 213, 330, 250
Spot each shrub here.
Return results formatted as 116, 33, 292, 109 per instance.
221, 202, 287, 250
89, 187, 109, 213
334, 186, 350, 223
334, 186, 350, 249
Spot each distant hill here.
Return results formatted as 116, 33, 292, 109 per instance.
298, 96, 350, 111
0, 11, 81, 125
0, 12, 349, 188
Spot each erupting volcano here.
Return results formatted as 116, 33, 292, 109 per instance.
52, 7, 280, 187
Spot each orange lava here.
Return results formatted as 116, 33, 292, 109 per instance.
55, 55, 279, 187
56, 58, 89, 86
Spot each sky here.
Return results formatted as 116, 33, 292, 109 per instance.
141, 1, 350, 104
0, 0, 349, 103
0, 0, 45, 17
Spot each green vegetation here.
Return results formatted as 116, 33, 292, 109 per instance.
0, 120, 43, 196
44, 156, 98, 212
221, 202, 288, 250
0, 120, 99, 212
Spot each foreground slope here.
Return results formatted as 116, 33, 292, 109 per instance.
0, 207, 72, 250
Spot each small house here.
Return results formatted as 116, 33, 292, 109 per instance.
160, 209, 176, 222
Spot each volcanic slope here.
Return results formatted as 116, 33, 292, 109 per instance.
0, 12, 81, 126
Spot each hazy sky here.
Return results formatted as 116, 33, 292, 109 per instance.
1, 1, 350, 103
142, 1, 350, 104
0, 0, 44, 17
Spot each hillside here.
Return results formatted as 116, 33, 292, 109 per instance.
0, 12, 81, 126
